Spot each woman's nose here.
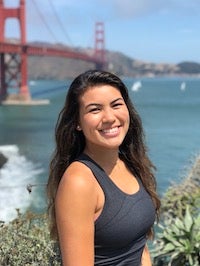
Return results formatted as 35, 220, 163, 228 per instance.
102, 109, 116, 123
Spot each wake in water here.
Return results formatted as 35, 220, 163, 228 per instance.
0, 145, 44, 222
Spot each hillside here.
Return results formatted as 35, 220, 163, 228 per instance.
27, 42, 200, 79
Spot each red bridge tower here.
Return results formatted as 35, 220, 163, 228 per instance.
0, 0, 30, 101
94, 22, 106, 69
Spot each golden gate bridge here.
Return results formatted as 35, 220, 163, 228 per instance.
0, 0, 106, 104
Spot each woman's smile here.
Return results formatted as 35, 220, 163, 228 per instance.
99, 126, 121, 138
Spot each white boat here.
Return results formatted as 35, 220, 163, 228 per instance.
29, 80, 36, 86
131, 81, 142, 92
180, 82, 186, 91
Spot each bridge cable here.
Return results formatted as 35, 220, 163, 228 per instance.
30, 0, 59, 43
47, 0, 74, 47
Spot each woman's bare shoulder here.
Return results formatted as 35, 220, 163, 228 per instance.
67, 160, 92, 176
57, 161, 96, 199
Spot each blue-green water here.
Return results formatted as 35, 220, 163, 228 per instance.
0, 77, 200, 221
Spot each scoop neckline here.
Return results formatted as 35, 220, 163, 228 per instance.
81, 153, 141, 197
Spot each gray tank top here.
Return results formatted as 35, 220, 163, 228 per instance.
76, 154, 156, 266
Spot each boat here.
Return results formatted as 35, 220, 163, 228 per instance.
180, 82, 186, 91
131, 81, 142, 92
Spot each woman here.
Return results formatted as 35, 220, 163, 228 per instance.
47, 70, 160, 265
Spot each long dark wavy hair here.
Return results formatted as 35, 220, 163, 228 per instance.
47, 70, 160, 239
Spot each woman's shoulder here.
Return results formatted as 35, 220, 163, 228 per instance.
66, 160, 93, 178
58, 161, 96, 196
55, 161, 98, 236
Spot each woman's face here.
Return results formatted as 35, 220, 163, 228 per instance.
77, 85, 130, 152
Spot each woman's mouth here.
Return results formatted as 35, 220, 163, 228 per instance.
100, 127, 120, 137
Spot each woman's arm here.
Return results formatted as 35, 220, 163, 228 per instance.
141, 245, 152, 266
55, 162, 97, 266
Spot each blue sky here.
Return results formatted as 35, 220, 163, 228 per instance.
4, 0, 200, 63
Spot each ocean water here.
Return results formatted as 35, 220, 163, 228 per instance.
0, 77, 200, 222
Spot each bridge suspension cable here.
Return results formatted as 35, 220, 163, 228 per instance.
48, 0, 74, 46
30, 0, 59, 43
30, 0, 73, 46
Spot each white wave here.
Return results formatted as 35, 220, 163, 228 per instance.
0, 145, 44, 222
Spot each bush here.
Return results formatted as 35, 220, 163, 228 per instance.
161, 155, 200, 219
0, 210, 61, 266
152, 155, 200, 266
152, 206, 200, 266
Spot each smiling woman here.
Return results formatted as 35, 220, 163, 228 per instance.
47, 70, 160, 266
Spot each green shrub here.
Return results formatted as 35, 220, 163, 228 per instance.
152, 206, 200, 266
0, 210, 61, 266
152, 155, 200, 266
161, 155, 200, 220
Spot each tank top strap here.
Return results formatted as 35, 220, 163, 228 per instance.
75, 153, 116, 195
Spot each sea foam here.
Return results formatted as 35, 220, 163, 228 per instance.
0, 145, 43, 222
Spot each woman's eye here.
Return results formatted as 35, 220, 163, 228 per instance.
113, 103, 123, 108
89, 107, 100, 113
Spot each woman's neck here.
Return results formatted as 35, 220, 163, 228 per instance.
83, 147, 120, 174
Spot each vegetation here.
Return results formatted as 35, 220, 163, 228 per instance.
0, 210, 61, 266
152, 206, 200, 266
152, 155, 200, 266
177, 61, 200, 74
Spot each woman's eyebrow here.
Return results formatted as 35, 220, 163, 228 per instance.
111, 97, 124, 104
85, 97, 124, 109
